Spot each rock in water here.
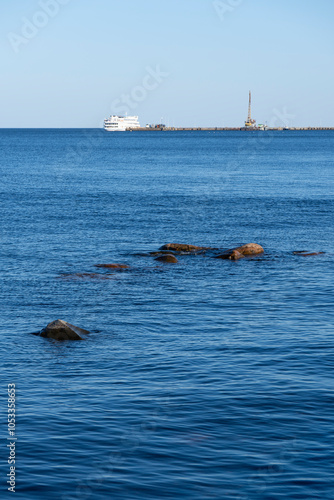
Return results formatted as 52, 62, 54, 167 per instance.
58, 273, 112, 280
159, 243, 210, 253
39, 319, 90, 341
94, 264, 130, 269
228, 250, 244, 260
216, 243, 264, 259
234, 243, 264, 256
293, 251, 325, 257
155, 254, 178, 263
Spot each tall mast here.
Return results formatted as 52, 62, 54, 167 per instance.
248, 91, 251, 123
245, 90, 256, 128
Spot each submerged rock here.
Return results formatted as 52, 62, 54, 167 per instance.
159, 243, 211, 253
155, 254, 178, 263
94, 264, 130, 269
58, 273, 112, 280
150, 250, 178, 256
215, 243, 264, 260
38, 319, 90, 341
293, 251, 325, 257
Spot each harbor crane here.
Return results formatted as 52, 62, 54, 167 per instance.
245, 91, 256, 128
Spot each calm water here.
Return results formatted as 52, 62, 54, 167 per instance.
1, 129, 333, 499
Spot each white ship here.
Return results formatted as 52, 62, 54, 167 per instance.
104, 114, 140, 131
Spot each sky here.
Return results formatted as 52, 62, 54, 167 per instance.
0, 0, 333, 128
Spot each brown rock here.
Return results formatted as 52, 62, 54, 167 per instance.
294, 252, 325, 257
94, 264, 129, 269
159, 243, 210, 253
39, 319, 90, 341
234, 243, 264, 256
216, 243, 264, 259
155, 254, 178, 263
228, 250, 244, 260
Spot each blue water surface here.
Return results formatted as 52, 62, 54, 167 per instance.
0, 129, 333, 499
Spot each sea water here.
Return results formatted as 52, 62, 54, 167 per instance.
1, 129, 333, 499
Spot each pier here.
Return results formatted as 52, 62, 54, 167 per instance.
128, 127, 334, 132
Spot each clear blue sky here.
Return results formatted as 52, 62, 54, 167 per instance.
1, 0, 333, 127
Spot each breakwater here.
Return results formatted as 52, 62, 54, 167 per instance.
128, 126, 334, 131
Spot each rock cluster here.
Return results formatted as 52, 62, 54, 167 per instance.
34, 242, 326, 342
151, 242, 265, 264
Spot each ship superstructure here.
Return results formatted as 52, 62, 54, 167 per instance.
104, 115, 140, 131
